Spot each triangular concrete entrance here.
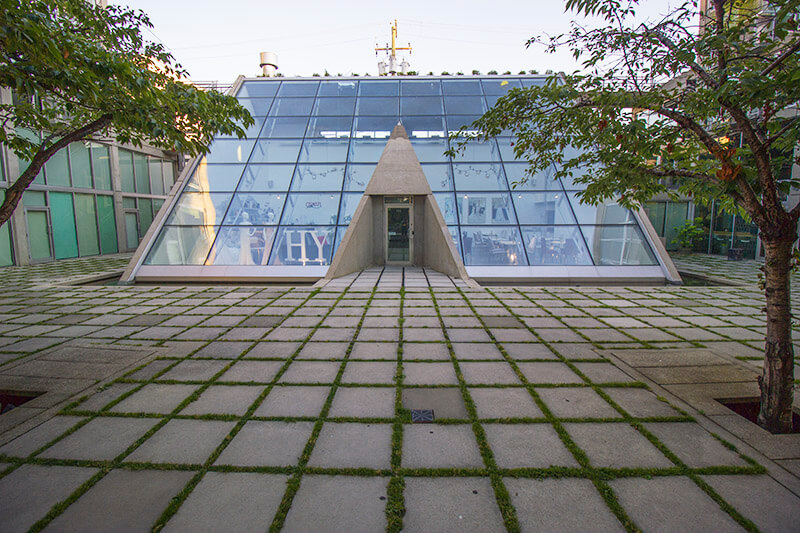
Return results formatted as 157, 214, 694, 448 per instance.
325, 124, 472, 283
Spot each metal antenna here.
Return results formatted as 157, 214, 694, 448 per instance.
375, 20, 412, 76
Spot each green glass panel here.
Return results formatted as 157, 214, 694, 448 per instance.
97, 195, 118, 254
49, 192, 79, 259
0, 148, 5, 182
27, 210, 51, 260
74, 194, 100, 256
119, 150, 135, 193
122, 197, 136, 209
149, 158, 164, 195
15, 128, 43, 185
163, 162, 175, 191
139, 198, 153, 237
23, 191, 46, 207
133, 153, 150, 194
125, 212, 139, 249
70, 143, 93, 189
0, 191, 12, 266
91, 144, 112, 190
153, 198, 164, 213
664, 202, 688, 251
45, 148, 70, 187
643, 202, 666, 236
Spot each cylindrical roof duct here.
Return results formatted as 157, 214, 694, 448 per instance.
259, 52, 278, 77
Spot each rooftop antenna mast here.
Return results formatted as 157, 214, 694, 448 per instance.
375, 20, 412, 76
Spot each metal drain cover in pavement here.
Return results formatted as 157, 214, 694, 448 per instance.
411, 409, 434, 423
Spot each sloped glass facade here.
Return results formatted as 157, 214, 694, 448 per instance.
143, 77, 659, 270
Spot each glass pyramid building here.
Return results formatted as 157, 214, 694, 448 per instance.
125, 76, 677, 283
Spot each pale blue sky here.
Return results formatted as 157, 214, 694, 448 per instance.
116, 0, 684, 82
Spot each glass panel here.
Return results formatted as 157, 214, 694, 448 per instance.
446, 114, 483, 136
481, 78, 523, 94
353, 116, 396, 139
236, 98, 273, 116
401, 116, 446, 138
664, 202, 688, 250
91, 144, 111, 190
348, 140, 385, 163
450, 139, 500, 162
457, 192, 514, 225
249, 139, 302, 163
343, 164, 375, 191
442, 79, 483, 95
133, 153, 150, 194
504, 163, 562, 191
358, 81, 399, 96
163, 162, 175, 190
268, 97, 314, 116
207, 226, 276, 265
581, 225, 657, 265
332, 226, 347, 257
145, 226, 218, 264
203, 139, 255, 164
291, 164, 345, 191
236, 164, 294, 192
149, 157, 164, 195
710, 204, 734, 255
97, 195, 118, 254
401, 80, 441, 95
153, 199, 164, 213
433, 193, 457, 224
338, 192, 363, 225
139, 198, 154, 238
26, 210, 51, 260
124, 212, 139, 249
522, 226, 592, 265
447, 226, 462, 258
318, 80, 357, 96
643, 202, 666, 236
400, 96, 443, 115
513, 192, 576, 225
733, 214, 758, 259
23, 191, 47, 206
0, 191, 12, 266
186, 163, 244, 192
521, 78, 546, 87
453, 163, 507, 191
313, 97, 356, 116
70, 142, 92, 188
422, 164, 453, 191
387, 207, 410, 262
166, 193, 233, 226
298, 139, 348, 163
409, 139, 449, 162
460, 226, 525, 265
306, 116, 353, 138
122, 197, 136, 209
223, 193, 285, 225
355, 97, 398, 116
45, 148, 70, 186
269, 226, 335, 265
443, 96, 486, 114
49, 192, 78, 259
497, 138, 519, 161
558, 162, 592, 190
238, 81, 280, 98
568, 193, 635, 224
277, 81, 319, 96
259, 117, 309, 138
280, 193, 341, 225
74, 194, 100, 256
217, 116, 267, 138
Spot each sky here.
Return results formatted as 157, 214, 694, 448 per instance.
115, 0, 685, 83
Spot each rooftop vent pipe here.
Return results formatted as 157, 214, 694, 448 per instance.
259, 52, 278, 77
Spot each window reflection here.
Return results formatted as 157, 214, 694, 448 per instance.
166, 193, 232, 226
313, 97, 356, 116
354, 116, 398, 139
207, 226, 276, 265
450, 139, 500, 162
280, 193, 340, 225
186, 163, 245, 192
144, 226, 217, 265
581, 225, 657, 265
202, 140, 255, 164
260, 117, 308, 138
298, 139, 348, 163
343, 164, 375, 191
223, 193, 285, 225
338, 193, 363, 224
356, 97, 399, 115
457, 193, 513, 224
276, 81, 319, 97
401, 116, 445, 138
318, 81, 357, 97
504, 163, 562, 191
400, 96, 444, 115
453, 163, 507, 190
433, 193, 457, 224
401, 80, 441, 96
409, 139, 449, 162
306, 116, 352, 138
481, 78, 523, 94
444, 96, 486, 115
236, 164, 294, 192
268, 98, 314, 116
358, 81, 399, 96
460, 226, 525, 265
522, 226, 592, 265
291, 164, 345, 191
422, 164, 453, 191
249, 140, 302, 163
349, 140, 386, 163
568, 193, 635, 224
270, 226, 335, 265
513, 192, 576, 225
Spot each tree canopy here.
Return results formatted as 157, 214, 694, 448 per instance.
0, 0, 253, 226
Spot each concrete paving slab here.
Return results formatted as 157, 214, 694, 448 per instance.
75, 383, 138, 411
214, 421, 314, 467
701, 475, 800, 533
403, 362, 458, 385
45, 469, 194, 532
502, 343, 558, 360
192, 341, 253, 359
403, 477, 505, 532
469, 388, 543, 419
350, 342, 398, 360
218, 360, 283, 382
245, 341, 301, 358
264, 327, 314, 341
283, 475, 387, 533
452, 342, 504, 360
341, 362, 396, 384
610, 476, 743, 533
404, 328, 446, 342
402, 424, 484, 468
574, 362, 636, 383
491, 328, 538, 342
329, 387, 395, 418
110, 384, 199, 414
604, 388, 682, 418
644, 423, 748, 468
0, 416, 85, 457
126, 419, 234, 464
610, 348, 728, 368
160, 360, 228, 381
640, 364, 757, 385
163, 472, 288, 533
0, 464, 98, 533
537, 388, 620, 419
447, 328, 492, 342
506, 477, 624, 533
403, 343, 450, 360
310, 328, 356, 342
254, 386, 330, 417
357, 328, 400, 341
279, 361, 340, 383
459, 362, 521, 384
180, 386, 263, 415
308, 422, 392, 469
125, 359, 173, 380
402, 388, 468, 419
40, 416, 159, 461
517, 362, 584, 384
484, 423, 579, 468
564, 423, 674, 469
297, 342, 349, 360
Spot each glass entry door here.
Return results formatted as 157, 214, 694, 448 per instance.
386, 206, 412, 264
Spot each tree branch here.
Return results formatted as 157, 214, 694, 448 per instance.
766, 115, 800, 147
762, 39, 800, 76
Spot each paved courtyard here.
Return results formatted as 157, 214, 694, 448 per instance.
0, 254, 798, 532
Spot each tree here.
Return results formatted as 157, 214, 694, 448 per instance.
452, 0, 800, 432
0, 0, 253, 228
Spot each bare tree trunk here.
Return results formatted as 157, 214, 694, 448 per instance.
758, 236, 796, 433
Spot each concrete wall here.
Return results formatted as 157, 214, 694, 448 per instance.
372, 196, 385, 265
324, 195, 374, 278
422, 196, 468, 278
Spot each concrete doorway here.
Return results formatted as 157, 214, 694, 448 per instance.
385, 196, 413, 264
